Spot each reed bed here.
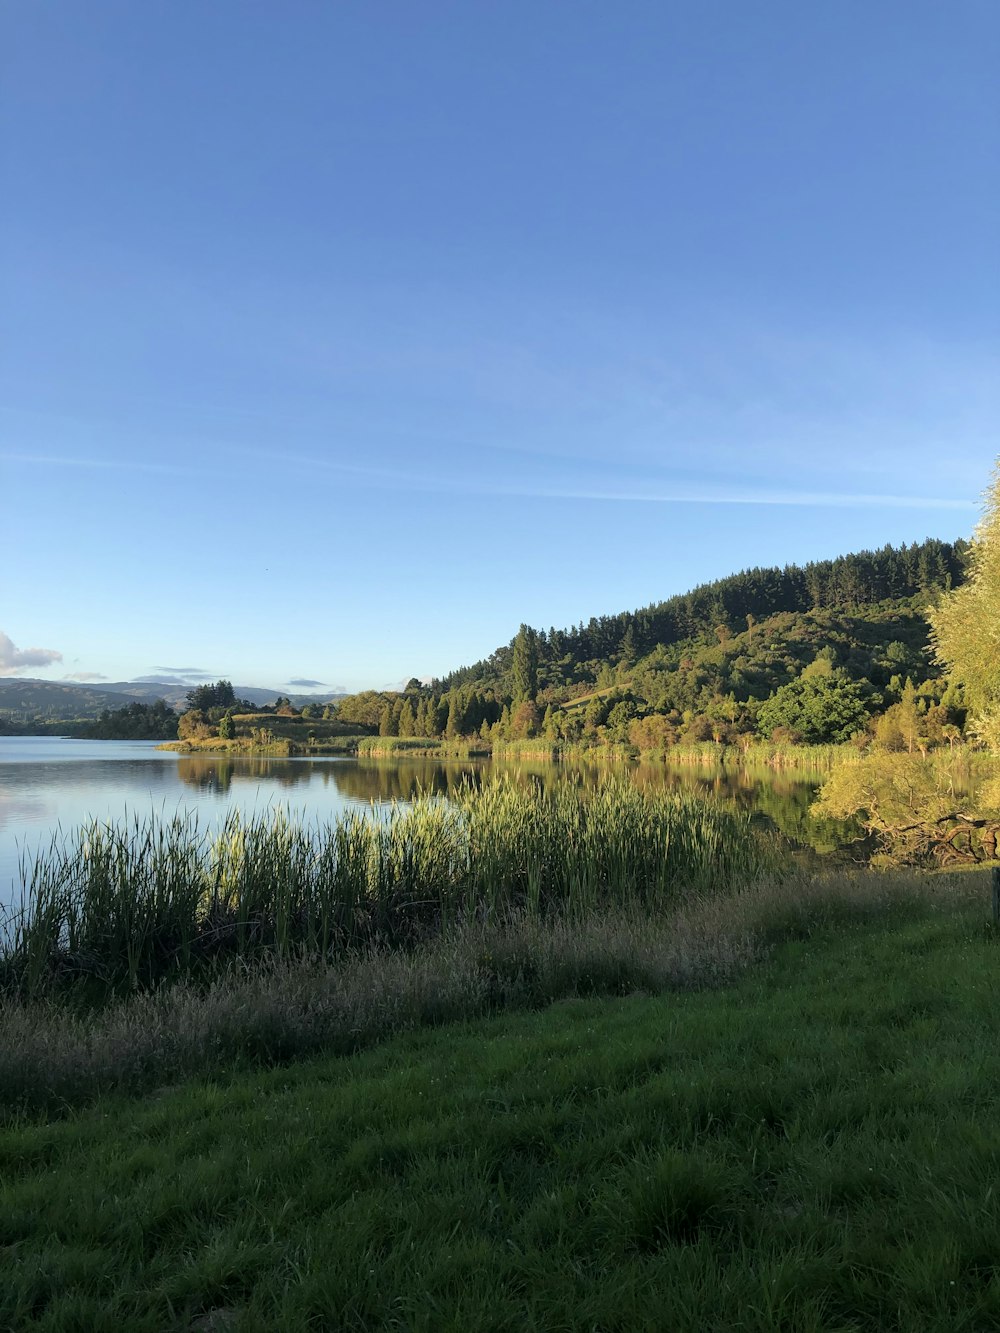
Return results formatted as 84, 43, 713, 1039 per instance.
1, 776, 773, 1000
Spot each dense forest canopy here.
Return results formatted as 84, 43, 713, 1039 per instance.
437, 538, 967, 694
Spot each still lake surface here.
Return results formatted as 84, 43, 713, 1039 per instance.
0, 737, 859, 911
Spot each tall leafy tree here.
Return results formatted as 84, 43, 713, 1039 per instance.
929, 463, 1000, 750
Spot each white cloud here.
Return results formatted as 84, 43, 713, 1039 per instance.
0, 631, 62, 676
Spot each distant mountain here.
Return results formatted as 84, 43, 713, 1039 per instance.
0, 679, 344, 724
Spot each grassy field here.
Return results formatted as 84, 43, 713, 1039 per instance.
2, 875, 999, 1330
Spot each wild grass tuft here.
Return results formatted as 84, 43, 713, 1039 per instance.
2, 775, 773, 999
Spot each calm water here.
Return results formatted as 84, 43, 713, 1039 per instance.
0, 737, 860, 909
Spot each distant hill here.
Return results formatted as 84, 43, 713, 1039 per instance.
0, 679, 344, 726
437, 537, 969, 695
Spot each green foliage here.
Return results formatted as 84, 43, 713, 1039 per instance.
757, 672, 871, 744
813, 751, 1000, 864
510, 623, 539, 703
333, 690, 397, 730
441, 537, 967, 696
176, 709, 213, 741
82, 699, 178, 740
930, 462, 1000, 749
184, 680, 248, 712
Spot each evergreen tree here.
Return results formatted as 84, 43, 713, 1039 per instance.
619, 623, 637, 670
510, 624, 539, 703
399, 699, 416, 737
445, 698, 462, 739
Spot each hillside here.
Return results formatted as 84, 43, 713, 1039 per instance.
324, 537, 972, 752
5, 537, 970, 747
440, 537, 967, 694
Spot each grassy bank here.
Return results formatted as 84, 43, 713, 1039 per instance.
159, 737, 364, 756
2, 873, 997, 1330
3, 777, 772, 1000
0, 866, 968, 1120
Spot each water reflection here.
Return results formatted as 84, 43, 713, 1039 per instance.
166, 755, 861, 853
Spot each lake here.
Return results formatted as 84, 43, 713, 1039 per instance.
0, 736, 859, 910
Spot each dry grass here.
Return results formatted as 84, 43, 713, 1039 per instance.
0, 865, 976, 1118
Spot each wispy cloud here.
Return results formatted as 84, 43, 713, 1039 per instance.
230, 447, 977, 511
0, 631, 62, 677
62, 671, 108, 682
131, 673, 213, 685
0, 452, 190, 476
287, 678, 327, 689
154, 666, 211, 676
506, 486, 977, 510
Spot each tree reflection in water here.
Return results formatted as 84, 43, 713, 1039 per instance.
169, 755, 862, 860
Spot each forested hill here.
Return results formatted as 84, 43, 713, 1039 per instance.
438, 538, 969, 692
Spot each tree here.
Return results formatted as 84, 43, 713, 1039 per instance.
177, 709, 213, 741
929, 462, 1000, 750
445, 698, 462, 740
510, 700, 541, 739
398, 700, 416, 737
510, 624, 539, 704
756, 672, 870, 744
186, 680, 237, 712
619, 624, 637, 670
85, 699, 178, 740
217, 710, 235, 740
814, 752, 1000, 865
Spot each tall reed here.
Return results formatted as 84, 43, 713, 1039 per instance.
2, 776, 773, 1000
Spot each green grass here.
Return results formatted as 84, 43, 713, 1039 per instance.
2, 886, 1000, 1330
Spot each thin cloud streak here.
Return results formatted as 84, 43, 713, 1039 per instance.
515, 487, 977, 510
7, 445, 975, 511
229, 447, 981, 509
1, 452, 190, 476
238, 448, 976, 510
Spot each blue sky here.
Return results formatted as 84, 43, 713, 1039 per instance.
2, 1, 997, 692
